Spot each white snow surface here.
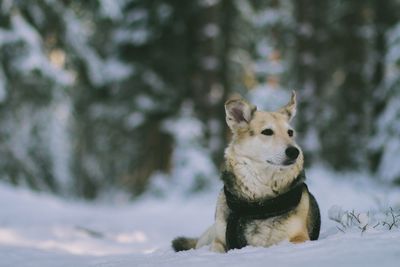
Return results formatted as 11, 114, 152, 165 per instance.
1, 166, 400, 267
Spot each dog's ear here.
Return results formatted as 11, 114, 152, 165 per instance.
225, 96, 257, 131
278, 90, 297, 121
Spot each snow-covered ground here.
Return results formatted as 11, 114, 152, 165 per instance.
1, 166, 400, 267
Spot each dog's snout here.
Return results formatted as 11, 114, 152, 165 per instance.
285, 146, 299, 160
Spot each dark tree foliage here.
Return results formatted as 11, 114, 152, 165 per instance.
1, 0, 400, 199
289, 0, 400, 170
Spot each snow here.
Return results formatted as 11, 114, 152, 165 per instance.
115, 28, 151, 45
376, 137, 400, 182
157, 4, 173, 23
126, 9, 148, 24
142, 71, 165, 92
49, 99, 72, 191
201, 56, 219, 70
248, 85, 291, 111
155, 103, 218, 196
198, 0, 221, 7
98, 0, 124, 20
135, 95, 157, 112
203, 24, 220, 38
125, 112, 145, 129
1, 165, 400, 267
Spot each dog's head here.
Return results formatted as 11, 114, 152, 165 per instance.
225, 91, 303, 169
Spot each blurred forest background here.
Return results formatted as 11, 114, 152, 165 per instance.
1, 0, 400, 199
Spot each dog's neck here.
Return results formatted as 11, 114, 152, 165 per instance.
224, 147, 304, 200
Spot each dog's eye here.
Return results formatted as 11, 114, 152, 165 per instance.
261, 129, 274, 136
288, 129, 294, 137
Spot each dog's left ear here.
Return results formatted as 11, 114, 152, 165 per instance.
278, 90, 297, 121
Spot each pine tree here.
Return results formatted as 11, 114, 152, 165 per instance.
371, 20, 400, 183
69, 0, 229, 197
289, 1, 377, 169
0, 1, 75, 192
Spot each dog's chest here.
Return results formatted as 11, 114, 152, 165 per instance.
221, 167, 310, 249
243, 216, 295, 246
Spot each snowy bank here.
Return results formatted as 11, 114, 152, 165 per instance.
0, 166, 400, 267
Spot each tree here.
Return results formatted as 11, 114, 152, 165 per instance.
289, 1, 379, 170
371, 20, 400, 183
0, 1, 74, 192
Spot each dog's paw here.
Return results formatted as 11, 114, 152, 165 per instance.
289, 232, 309, 244
210, 240, 226, 253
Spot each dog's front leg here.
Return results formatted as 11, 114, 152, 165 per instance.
210, 238, 226, 253
210, 190, 229, 253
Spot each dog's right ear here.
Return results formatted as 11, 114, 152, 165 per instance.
225, 96, 256, 131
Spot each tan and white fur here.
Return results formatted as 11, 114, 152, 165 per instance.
172, 91, 320, 253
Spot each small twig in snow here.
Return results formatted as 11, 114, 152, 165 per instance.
337, 226, 345, 233
349, 210, 361, 224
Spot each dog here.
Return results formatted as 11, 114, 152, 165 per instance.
172, 91, 320, 253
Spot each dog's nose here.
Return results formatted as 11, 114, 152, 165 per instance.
285, 146, 299, 160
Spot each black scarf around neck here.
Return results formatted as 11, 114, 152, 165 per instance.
223, 170, 307, 250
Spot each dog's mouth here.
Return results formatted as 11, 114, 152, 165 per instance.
283, 159, 296, 166
266, 159, 296, 166
266, 160, 279, 166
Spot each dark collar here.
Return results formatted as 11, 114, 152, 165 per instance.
223, 170, 306, 219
